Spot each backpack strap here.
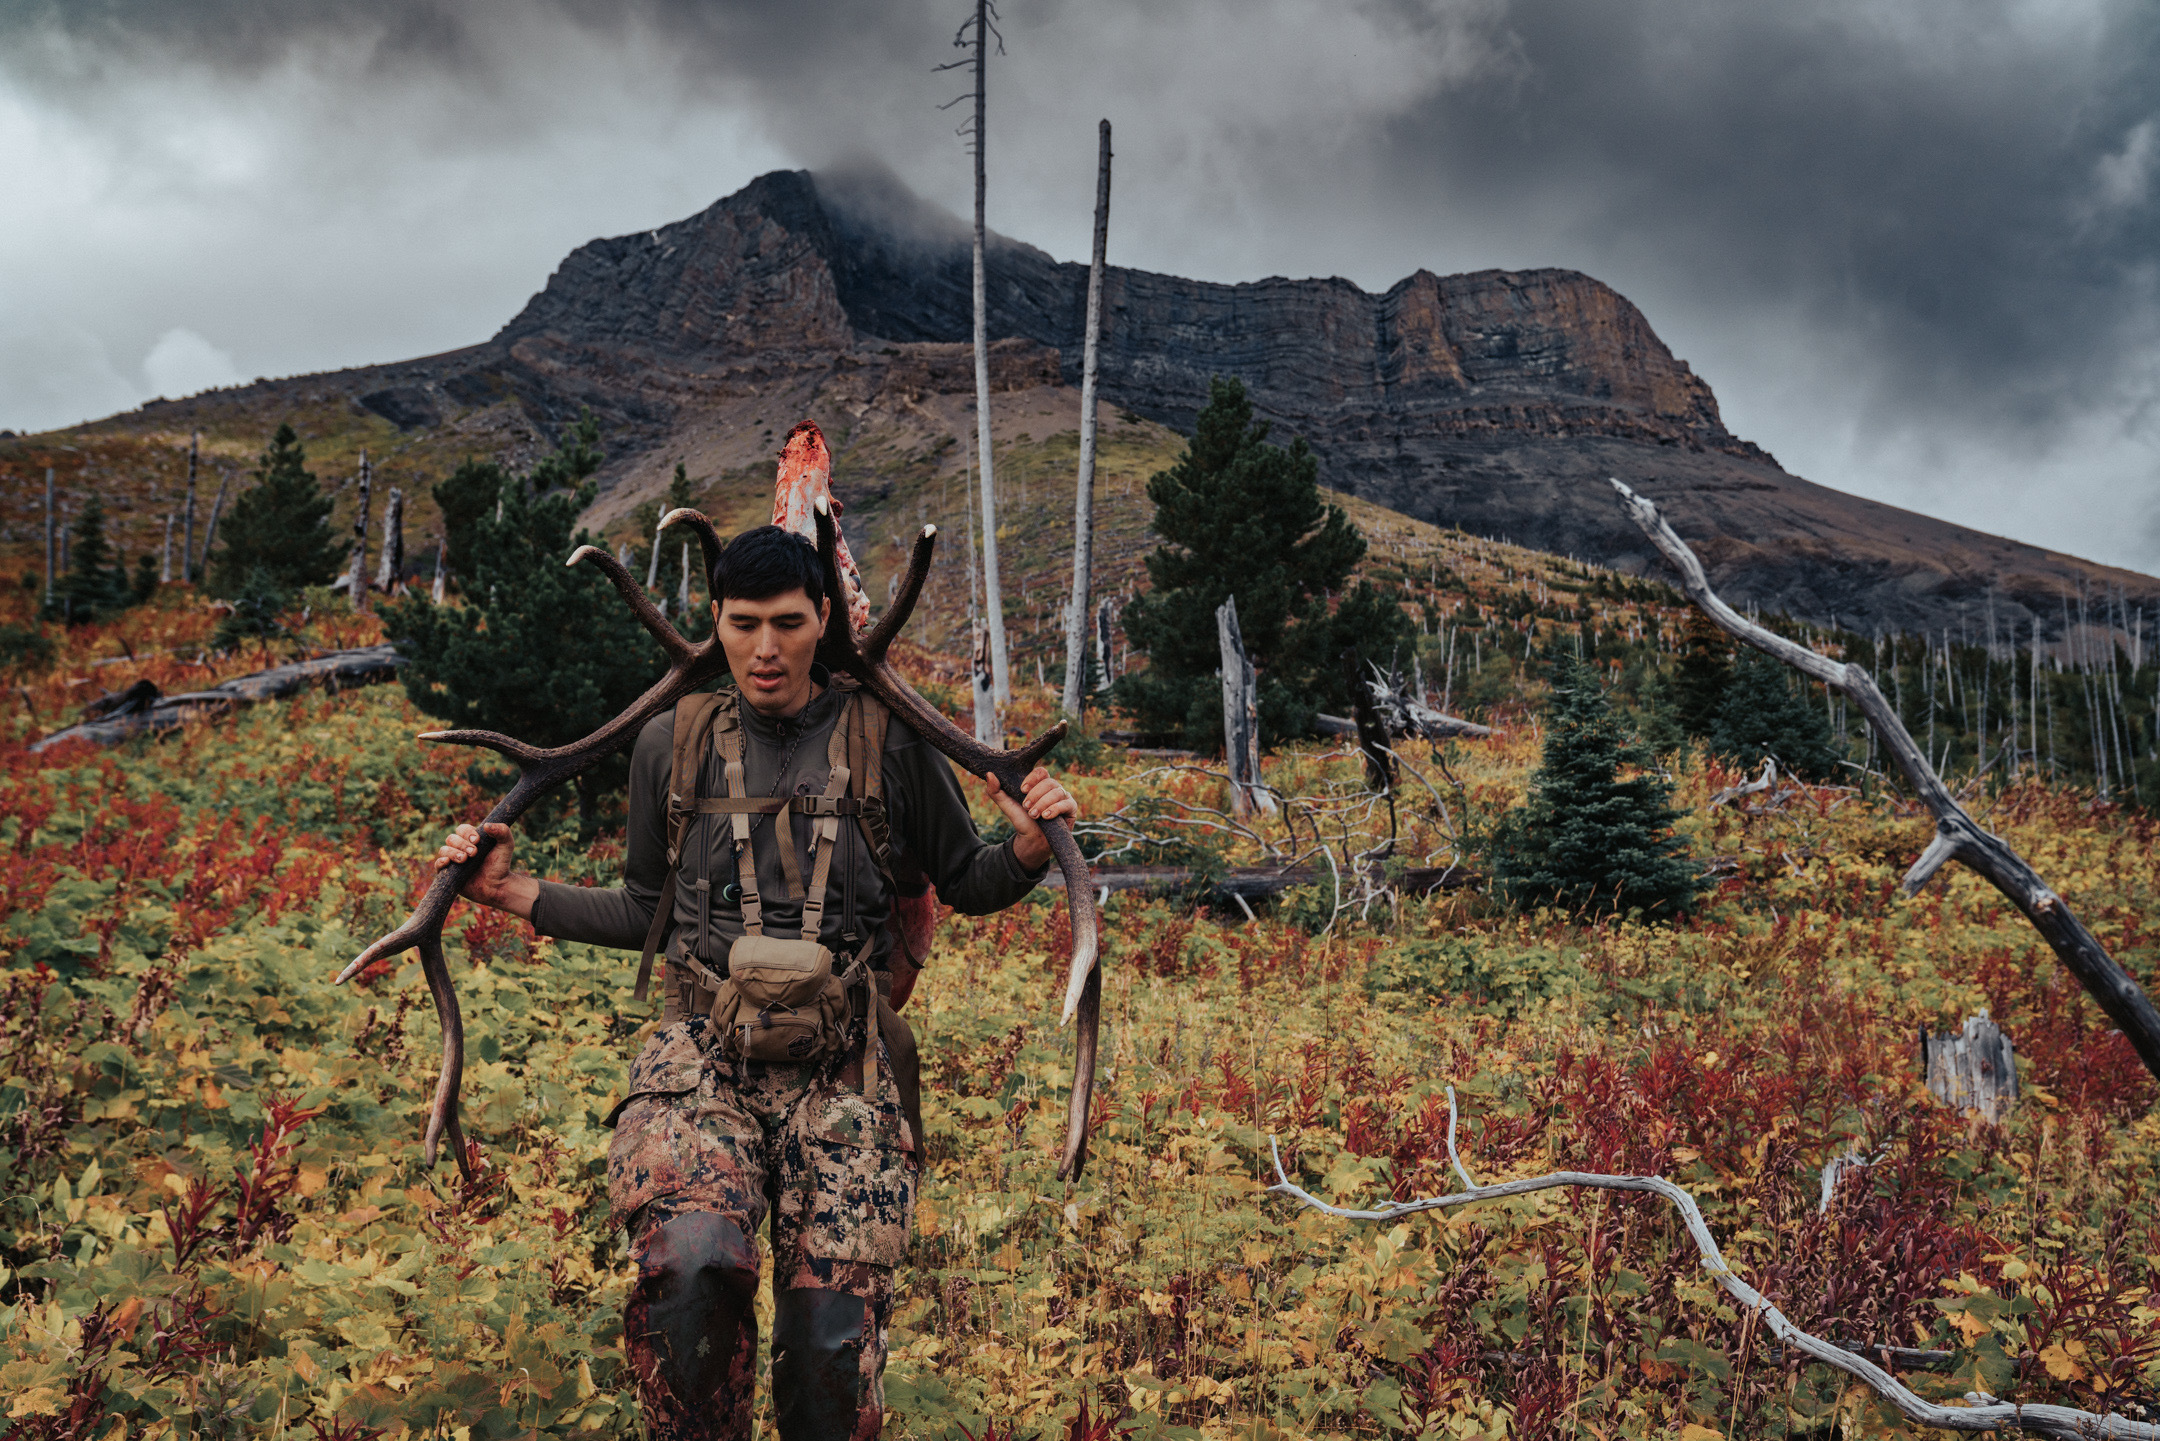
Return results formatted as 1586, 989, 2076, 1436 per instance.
633, 691, 729, 1003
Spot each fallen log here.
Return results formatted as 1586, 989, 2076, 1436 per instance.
31, 645, 406, 753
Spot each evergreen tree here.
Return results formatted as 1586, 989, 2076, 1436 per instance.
1672, 609, 1732, 737
1490, 651, 1703, 920
1708, 648, 1843, 780
43, 496, 134, 624
208, 424, 344, 598
435, 456, 510, 585
212, 566, 294, 661
383, 417, 663, 836
1114, 377, 1409, 746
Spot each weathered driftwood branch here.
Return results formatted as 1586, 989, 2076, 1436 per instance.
1612, 478, 2160, 1084
1270, 1088, 2159, 1439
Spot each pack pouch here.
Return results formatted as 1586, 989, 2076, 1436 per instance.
710, 936, 855, 1064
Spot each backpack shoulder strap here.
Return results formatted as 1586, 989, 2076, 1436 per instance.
633, 690, 730, 1003
843, 686, 897, 880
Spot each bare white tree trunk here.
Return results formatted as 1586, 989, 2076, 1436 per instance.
181, 433, 198, 584
431, 536, 446, 604
646, 508, 664, 589
678, 541, 692, 616
349, 451, 372, 612
160, 512, 174, 583
374, 487, 404, 594
965, 452, 999, 745
1062, 119, 1113, 719
1217, 597, 1274, 816
968, 0, 1012, 706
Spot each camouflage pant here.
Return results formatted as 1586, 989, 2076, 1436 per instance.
608, 1019, 919, 1440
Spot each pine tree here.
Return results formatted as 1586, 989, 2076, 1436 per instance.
208, 424, 344, 598
1114, 377, 1409, 745
1708, 648, 1843, 780
43, 496, 134, 624
1672, 609, 1732, 738
1491, 651, 1703, 920
213, 565, 294, 661
383, 418, 663, 836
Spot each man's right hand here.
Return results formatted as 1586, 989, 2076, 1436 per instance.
435, 822, 540, 920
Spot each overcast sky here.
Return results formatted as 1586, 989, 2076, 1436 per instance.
4, 0, 2157, 573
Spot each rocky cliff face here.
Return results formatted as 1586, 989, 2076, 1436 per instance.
353, 167, 2154, 634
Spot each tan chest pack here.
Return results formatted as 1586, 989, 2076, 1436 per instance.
631, 684, 895, 1073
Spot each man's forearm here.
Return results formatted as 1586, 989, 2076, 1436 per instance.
477, 871, 541, 921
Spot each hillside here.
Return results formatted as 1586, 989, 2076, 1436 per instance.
2, 519, 2157, 1437
5, 169, 2155, 645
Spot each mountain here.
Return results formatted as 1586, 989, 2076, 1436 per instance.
21, 166, 2155, 640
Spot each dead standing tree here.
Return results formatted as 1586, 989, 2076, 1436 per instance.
1611, 478, 2160, 1083
1061, 118, 1113, 719
1216, 596, 1273, 817
940, 0, 1012, 705
337, 479, 1102, 1182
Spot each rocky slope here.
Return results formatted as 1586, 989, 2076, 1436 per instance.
21, 166, 2154, 638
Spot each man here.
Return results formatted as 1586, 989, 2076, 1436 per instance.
435, 524, 1078, 1439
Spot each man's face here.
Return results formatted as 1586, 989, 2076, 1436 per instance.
714, 588, 830, 716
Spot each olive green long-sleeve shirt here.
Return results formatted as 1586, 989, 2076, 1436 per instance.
530, 676, 1041, 972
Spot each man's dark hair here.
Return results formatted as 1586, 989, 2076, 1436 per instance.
713, 525, 825, 608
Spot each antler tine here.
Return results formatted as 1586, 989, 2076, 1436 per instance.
1011, 720, 1069, 774
568, 543, 696, 664
658, 507, 726, 580
419, 728, 550, 768
810, 495, 1104, 1179
413, 933, 473, 1179
862, 524, 938, 664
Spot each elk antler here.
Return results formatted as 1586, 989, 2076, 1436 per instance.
334, 509, 730, 1179
809, 497, 1103, 1180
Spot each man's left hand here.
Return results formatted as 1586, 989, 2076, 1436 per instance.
983, 767, 1080, 872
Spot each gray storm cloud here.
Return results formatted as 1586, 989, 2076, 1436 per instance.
2, 0, 2156, 570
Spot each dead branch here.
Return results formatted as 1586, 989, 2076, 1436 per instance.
1707, 757, 1778, 808
1612, 479, 2160, 1084
1270, 1088, 2159, 1439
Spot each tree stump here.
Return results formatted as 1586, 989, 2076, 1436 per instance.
1921, 1011, 2017, 1123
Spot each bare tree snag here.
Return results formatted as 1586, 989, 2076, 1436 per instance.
374, 486, 404, 595
42, 467, 55, 605
1094, 594, 1116, 694
1217, 597, 1273, 816
1612, 478, 2160, 1085
951, 0, 1012, 704
1923, 1012, 2018, 1123
160, 512, 174, 584
1272, 1090, 2159, 1440
182, 434, 198, 584
1062, 118, 1112, 719
348, 450, 372, 611
198, 472, 230, 578
431, 536, 446, 604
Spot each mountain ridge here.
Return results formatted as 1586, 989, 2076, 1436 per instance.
20, 165, 2156, 640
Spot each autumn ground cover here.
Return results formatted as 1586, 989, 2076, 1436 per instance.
3, 559, 2159, 1440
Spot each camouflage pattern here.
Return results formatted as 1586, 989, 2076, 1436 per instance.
609, 1016, 917, 1437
